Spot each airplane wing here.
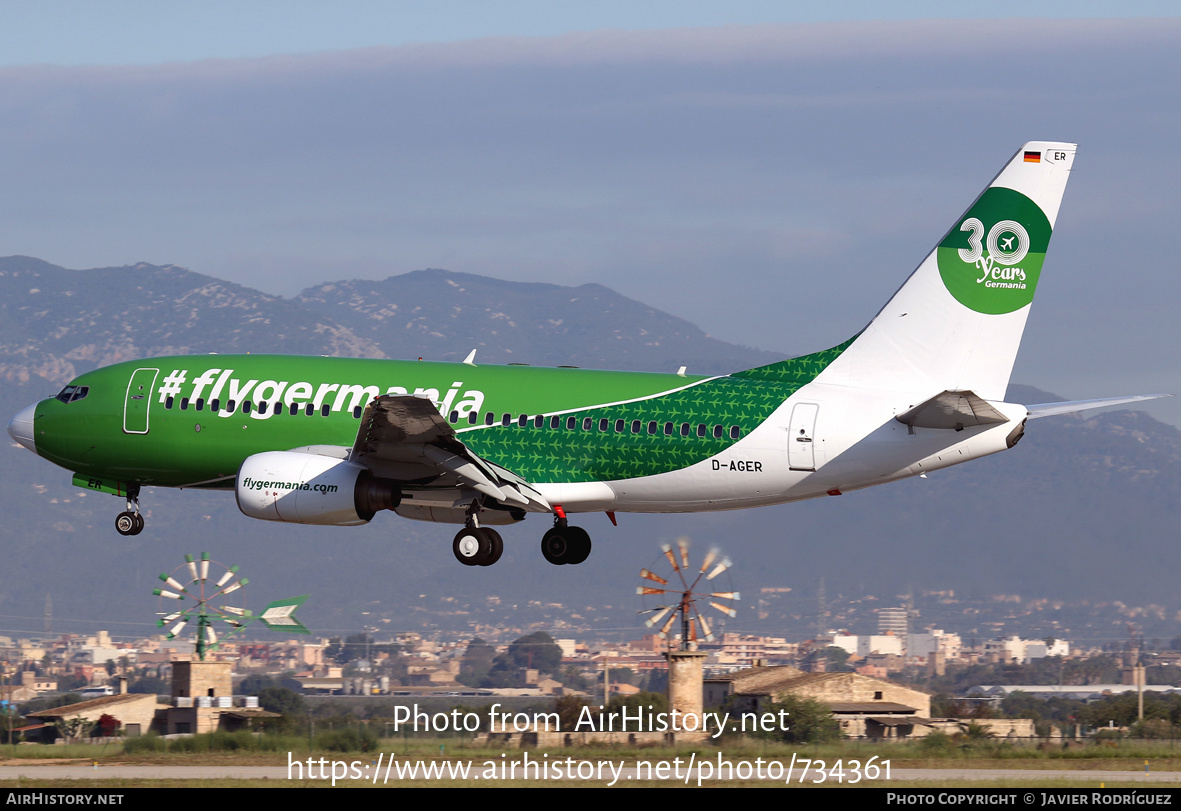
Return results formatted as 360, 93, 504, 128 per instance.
349, 394, 551, 512
1024, 393, 1173, 419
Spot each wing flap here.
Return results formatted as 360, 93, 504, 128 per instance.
351, 394, 550, 512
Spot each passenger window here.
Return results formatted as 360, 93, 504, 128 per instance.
566, 416, 577, 430
485, 412, 494, 426
468, 412, 478, 425
501, 413, 511, 427
730, 426, 741, 439
210, 399, 221, 412
680, 423, 690, 437
713, 425, 723, 438
242, 401, 251, 415
257, 401, 267, 415
631, 420, 641, 434
305, 403, 314, 416
519, 414, 528, 427
165, 396, 174, 409
615, 419, 625, 433
289, 403, 298, 416
180, 397, 189, 410
549, 416, 560, 429
582, 417, 593, 431
697, 424, 707, 437
663, 422, 673, 435
226, 399, 236, 412
321, 404, 330, 417
449, 411, 459, 423
353, 406, 363, 418
196, 398, 205, 411
647, 421, 657, 435
534, 416, 545, 428
598, 418, 608, 431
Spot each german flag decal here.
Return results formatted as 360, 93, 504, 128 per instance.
1023, 151, 1041, 163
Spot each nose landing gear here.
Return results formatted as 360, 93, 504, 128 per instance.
114, 486, 144, 536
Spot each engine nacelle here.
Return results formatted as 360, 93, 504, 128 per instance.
236, 451, 399, 526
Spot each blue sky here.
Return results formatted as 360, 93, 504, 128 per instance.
3, 1, 1176, 65
1, 3, 1179, 424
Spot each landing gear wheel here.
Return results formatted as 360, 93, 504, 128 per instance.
453, 527, 496, 566
115, 511, 143, 536
541, 526, 591, 565
482, 528, 504, 567
566, 526, 591, 564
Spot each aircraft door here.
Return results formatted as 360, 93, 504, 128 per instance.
123, 368, 159, 434
787, 402, 818, 471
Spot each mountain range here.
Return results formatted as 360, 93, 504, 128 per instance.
1, 256, 1177, 643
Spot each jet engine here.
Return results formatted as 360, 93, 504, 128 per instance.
236, 451, 399, 526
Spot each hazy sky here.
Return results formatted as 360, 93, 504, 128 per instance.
2, 4, 1179, 424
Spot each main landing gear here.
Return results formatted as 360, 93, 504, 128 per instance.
450, 506, 594, 567
114, 485, 144, 536
541, 513, 591, 566
452, 502, 503, 567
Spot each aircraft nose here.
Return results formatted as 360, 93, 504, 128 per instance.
7, 403, 37, 453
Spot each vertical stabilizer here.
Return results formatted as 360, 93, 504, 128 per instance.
816, 142, 1076, 401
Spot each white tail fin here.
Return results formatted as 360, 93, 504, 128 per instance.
817, 142, 1077, 401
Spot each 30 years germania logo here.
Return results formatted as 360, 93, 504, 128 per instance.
937, 187, 1052, 315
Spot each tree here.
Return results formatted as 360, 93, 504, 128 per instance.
458, 638, 496, 687
481, 632, 563, 688
755, 695, 840, 744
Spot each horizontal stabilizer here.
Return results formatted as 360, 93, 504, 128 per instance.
1025, 394, 1172, 419
896, 390, 1009, 430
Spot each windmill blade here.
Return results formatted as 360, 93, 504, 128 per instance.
215, 565, 240, 588
637, 586, 671, 596
706, 557, 733, 580
185, 554, 200, 583
159, 573, 187, 593
167, 618, 189, 638
698, 614, 714, 641
660, 543, 680, 573
676, 538, 690, 569
643, 605, 675, 629
639, 568, 668, 585
221, 577, 248, 596
659, 612, 677, 636
710, 600, 739, 618
699, 548, 717, 574
153, 589, 184, 600
711, 591, 741, 601
199, 552, 210, 582
206, 627, 218, 647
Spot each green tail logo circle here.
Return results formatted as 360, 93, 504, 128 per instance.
937, 187, 1052, 315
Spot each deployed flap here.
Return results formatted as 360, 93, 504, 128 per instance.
1025, 393, 1172, 419
350, 395, 551, 511
896, 390, 1009, 430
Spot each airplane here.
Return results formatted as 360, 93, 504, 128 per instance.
7, 141, 1168, 568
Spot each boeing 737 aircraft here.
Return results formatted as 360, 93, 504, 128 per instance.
7, 142, 1166, 568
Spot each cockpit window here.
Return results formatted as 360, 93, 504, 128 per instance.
55, 386, 89, 404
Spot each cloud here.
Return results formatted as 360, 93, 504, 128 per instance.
1, 19, 1178, 421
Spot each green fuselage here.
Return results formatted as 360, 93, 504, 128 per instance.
29, 350, 842, 489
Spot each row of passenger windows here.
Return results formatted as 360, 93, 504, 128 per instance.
161, 395, 743, 439
448, 410, 743, 440
164, 396, 344, 417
